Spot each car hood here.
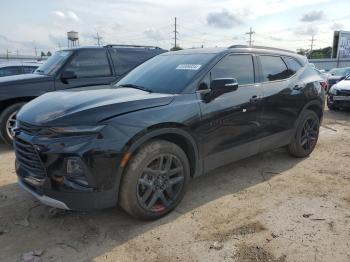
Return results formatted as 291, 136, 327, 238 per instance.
17, 87, 176, 126
334, 80, 350, 90
0, 73, 52, 86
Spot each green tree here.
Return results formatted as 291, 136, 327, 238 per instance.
47, 51, 52, 56
40, 51, 45, 57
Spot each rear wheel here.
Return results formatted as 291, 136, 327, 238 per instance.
0, 103, 25, 146
327, 98, 338, 110
288, 110, 320, 158
119, 140, 190, 220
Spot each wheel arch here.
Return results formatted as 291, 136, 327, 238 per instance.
120, 123, 200, 179
0, 97, 35, 116
295, 99, 324, 129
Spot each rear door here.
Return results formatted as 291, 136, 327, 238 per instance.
54, 49, 115, 90
197, 53, 263, 172
257, 55, 305, 151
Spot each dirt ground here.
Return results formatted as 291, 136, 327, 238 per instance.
0, 108, 349, 262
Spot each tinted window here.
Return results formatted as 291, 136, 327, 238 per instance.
0, 66, 21, 77
110, 48, 159, 76
211, 54, 255, 85
260, 56, 290, 81
117, 53, 215, 94
35, 50, 71, 75
22, 66, 38, 74
65, 50, 112, 78
284, 57, 301, 75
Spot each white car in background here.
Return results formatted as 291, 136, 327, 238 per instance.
327, 75, 350, 110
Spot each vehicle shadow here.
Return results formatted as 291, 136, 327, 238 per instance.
0, 147, 304, 261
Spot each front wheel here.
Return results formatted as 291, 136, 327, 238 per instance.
119, 140, 190, 220
0, 103, 25, 146
288, 110, 320, 158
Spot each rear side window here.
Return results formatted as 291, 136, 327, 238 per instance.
211, 54, 255, 85
65, 49, 112, 78
0, 66, 21, 77
260, 56, 290, 81
110, 48, 159, 76
284, 57, 302, 75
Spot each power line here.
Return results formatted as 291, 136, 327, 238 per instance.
245, 27, 255, 46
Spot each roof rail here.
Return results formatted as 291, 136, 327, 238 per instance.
104, 44, 162, 49
228, 45, 296, 54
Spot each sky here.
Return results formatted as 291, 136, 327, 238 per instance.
0, 0, 349, 55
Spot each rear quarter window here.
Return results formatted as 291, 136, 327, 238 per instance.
259, 55, 291, 81
110, 48, 159, 76
284, 57, 302, 75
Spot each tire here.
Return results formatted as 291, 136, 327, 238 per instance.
288, 110, 320, 158
0, 103, 26, 146
119, 139, 190, 220
327, 99, 338, 111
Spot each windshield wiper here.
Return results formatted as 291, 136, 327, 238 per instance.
118, 84, 153, 93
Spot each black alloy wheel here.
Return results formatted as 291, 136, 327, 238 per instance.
137, 154, 185, 213
119, 140, 190, 220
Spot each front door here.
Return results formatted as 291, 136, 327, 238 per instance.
55, 49, 115, 90
197, 54, 263, 172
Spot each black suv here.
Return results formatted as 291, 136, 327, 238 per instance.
0, 45, 166, 145
14, 46, 325, 220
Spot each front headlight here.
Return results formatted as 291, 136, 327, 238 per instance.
328, 85, 339, 95
49, 125, 105, 135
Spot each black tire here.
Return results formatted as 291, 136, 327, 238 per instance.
327, 99, 338, 111
0, 103, 25, 146
288, 110, 320, 158
119, 139, 190, 220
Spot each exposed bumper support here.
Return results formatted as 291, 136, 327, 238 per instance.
18, 179, 70, 210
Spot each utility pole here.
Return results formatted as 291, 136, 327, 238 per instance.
94, 32, 103, 46
173, 17, 179, 49
309, 36, 316, 59
34, 47, 37, 57
245, 27, 255, 46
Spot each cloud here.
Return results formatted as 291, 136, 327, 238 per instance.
143, 28, 164, 41
207, 10, 243, 28
300, 10, 324, 22
295, 25, 319, 36
269, 36, 283, 41
330, 23, 343, 31
52, 10, 80, 22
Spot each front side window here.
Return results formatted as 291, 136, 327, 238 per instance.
64, 50, 112, 78
35, 50, 72, 75
22, 66, 38, 74
210, 54, 255, 85
117, 53, 215, 94
260, 55, 290, 81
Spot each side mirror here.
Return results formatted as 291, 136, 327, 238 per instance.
211, 78, 239, 92
60, 70, 77, 82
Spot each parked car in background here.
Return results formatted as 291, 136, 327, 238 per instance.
0, 45, 167, 145
327, 67, 350, 87
327, 75, 350, 110
13, 45, 324, 220
313, 67, 328, 92
0, 62, 40, 77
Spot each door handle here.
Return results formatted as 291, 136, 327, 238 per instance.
250, 95, 261, 103
293, 84, 305, 90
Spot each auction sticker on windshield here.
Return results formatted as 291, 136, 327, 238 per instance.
176, 64, 202, 70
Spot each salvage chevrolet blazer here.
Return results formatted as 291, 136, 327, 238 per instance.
13, 46, 325, 220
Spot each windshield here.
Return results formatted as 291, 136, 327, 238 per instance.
330, 68, 348, 76
35, 50, 72, 75
116, 53, 216, 94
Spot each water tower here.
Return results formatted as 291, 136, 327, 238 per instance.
67, 31, 79, 47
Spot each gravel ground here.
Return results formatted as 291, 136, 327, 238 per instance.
0, 108, 349, 262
